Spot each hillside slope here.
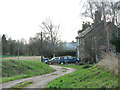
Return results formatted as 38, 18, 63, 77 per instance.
1, 60, 54, 83
46, 65, 118, 88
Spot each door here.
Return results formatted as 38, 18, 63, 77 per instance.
54, 57, 59, 63
67, 56, 73, 63
63, 56, 68, 63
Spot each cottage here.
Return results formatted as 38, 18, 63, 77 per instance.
118, 3, 120, 28
118, 3, 120, 39
76, 11, 118, 63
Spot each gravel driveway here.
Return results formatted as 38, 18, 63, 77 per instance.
1, 65, 76, 89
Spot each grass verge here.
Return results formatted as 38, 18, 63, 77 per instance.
1, 59, 54, 83
46, 65, 118, 88
2, 55, 32, 58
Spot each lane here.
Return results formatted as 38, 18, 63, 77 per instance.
1, 65, 76, 89
26, 65, 76, 88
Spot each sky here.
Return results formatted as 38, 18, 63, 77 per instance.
0, 0, 92, 42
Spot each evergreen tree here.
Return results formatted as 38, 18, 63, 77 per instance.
109, 35, 120, 52
2, 34, 8, 55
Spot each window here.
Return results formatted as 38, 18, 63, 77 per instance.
83, 39, 85, 45
54, 57, 59, 60
68, 56, 73, 59
64, 57, 67, 59
77, 50, 80, 58
77, 39, 79, 46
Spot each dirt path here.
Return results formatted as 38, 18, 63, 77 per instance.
1, 65, 76, 89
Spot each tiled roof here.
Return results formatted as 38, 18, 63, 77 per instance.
78, 21, 104, 38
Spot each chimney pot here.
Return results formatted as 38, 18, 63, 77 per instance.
95, 11, 101, 24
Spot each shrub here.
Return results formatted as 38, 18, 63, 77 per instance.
109, 36, 120, 52
97, 53, 118, 75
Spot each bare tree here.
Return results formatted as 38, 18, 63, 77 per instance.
81, 0, 100, 22
81, 0, 119, 23
39, 19, 61, 57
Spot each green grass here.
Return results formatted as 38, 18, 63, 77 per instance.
2, 55, 31, 58
51, 73, 58, 75
1, 59, 55, 83
2, 55, 17, 58
46, 65, 118, 88
10, 81, 33, 89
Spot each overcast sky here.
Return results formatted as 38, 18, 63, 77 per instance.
0, 0, 92, 42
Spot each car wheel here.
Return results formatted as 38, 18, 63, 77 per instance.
75, 61, 79, 64
61, 62, 64, 65
49, 62, 52, 65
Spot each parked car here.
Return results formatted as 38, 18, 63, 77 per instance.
43, 58, 49, 63
58, 56, 80, 64
45, 57, 59, 64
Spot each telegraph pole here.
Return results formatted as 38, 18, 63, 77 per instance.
39, 31, 50, 61
41, 31, 43, 62
17, 41, 19, 60
118, 5, 120, 38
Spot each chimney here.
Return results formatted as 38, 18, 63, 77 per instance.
118, 3, 120, 28
95, 11, 101, 24
118, 9, 120, 28
118, 5, 120, 39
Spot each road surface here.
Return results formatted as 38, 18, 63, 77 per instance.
1, 65, 76, 89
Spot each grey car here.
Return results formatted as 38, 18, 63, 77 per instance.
46, 57, 59, 64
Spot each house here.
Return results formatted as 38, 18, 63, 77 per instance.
76, 11, 118, 63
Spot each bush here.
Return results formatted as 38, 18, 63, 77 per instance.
109, 36, 120, 52
97, 53, 118, 75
